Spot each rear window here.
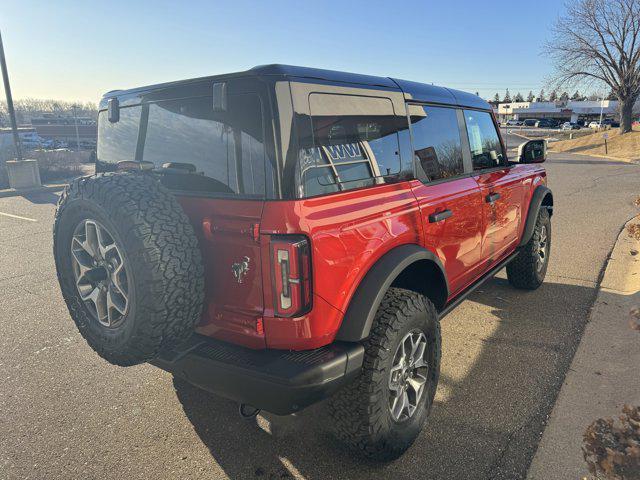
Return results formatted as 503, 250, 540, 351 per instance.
408, 104, 464, 181
295, 93, 405, 198
97, 106, 141, 164
97, 94, 268, 197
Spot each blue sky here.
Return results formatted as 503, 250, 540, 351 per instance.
2, 0, 567, 102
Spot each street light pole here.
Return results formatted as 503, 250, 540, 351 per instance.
0, 29, 23, 161
72, 104, 81, 151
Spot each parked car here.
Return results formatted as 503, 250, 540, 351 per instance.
535, 119, 559, 128
53, 64, 553, 461
523, 118, 537, 127
561, 122, 581, 130
589, 121, 609, 129
506, 119, 523, 126
602, 119, 620, 128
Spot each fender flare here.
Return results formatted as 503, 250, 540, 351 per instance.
334, 244, 448, 342
519, 185, 553, 247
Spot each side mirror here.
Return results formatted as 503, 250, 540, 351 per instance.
212, 82, 227, 112
517, 139, 546, 163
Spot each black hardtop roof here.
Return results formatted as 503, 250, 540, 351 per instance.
101, 64, 490, 110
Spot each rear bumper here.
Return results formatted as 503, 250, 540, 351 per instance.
150, 334, 364, 415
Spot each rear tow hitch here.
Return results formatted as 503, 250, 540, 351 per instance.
239, 403, 261, 419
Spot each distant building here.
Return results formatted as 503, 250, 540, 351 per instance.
32, 123, 97, 148
31, 113, 95, 126
29, 114, 97, 149
0, 127, 48, 150
496, 99, 640, 124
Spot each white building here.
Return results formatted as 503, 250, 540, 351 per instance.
496, 99, 640, 123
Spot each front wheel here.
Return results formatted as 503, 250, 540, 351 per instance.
328, 288, 441, 461
507, 208, 551, 290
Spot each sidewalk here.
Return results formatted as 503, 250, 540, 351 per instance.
0, 181, 68, 199
527, 216, 640, 479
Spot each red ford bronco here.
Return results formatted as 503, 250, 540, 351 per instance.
54, 65, 552, 460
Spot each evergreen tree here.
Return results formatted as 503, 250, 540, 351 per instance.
527, 91, 535, 102
560, 91, 569, 102
493, 93, 500, 103
538, 89, 546, 102
549, 90, 558, 101
571, 90, 582, 100
514, 92, 524, 102
503, 89, 512, 102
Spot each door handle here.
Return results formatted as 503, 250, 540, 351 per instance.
428, 209, 453, 223
486, 192, 501, 203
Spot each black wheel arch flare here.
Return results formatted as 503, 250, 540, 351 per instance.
520, 185, 553, 247
335, 244, 449, 342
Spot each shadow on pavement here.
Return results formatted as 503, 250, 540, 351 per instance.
172, 278, 600, 480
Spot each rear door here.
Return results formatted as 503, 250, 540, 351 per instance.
462, 109, 525, 264
407, 104, 485, 295
137, 84, 273, 348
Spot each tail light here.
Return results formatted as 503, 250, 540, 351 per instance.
270, 235, 311, 317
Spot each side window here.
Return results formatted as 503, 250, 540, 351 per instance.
97, 106, 141, 166
463, 110, 505, 170
142, 94, 266, 197
408, 104, 464, 181
296, 93, 405, 198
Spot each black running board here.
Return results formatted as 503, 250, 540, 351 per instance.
439, 251, 519, 319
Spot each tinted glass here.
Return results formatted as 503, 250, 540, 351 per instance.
464, 110, 505, 170
408, 105, 464, 181
96, 95, 268, 197
143, 94, 266, 196
296, 93, 404, 198
97, 106, 141, 165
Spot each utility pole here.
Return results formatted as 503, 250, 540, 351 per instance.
0, 29, 23, 161
72, 104, 81, 151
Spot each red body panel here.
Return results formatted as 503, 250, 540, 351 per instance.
178, 164, 545, 351
474, 168, 525, 264
177, 196, 266, 349
409, 178, 484, 296
260, 182, 422, 349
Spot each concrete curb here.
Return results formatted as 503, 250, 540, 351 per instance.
547, 150, 639, 164
526, 215, 640, 479
0, 182, 68, 199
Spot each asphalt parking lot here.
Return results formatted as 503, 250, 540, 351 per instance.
2, 153, 640, 480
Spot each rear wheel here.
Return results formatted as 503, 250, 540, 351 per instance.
328, 288, 441, 461
507, 208, 551, 290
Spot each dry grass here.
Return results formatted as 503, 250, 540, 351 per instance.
548, 126, 640, 161
30, 149, 86, 183
582, 405, 640, 479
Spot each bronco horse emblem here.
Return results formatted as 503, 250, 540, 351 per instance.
231, 256, 250, 284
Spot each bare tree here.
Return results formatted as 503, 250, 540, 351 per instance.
545, 0, 640, 133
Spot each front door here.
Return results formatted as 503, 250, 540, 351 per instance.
407, 104, 485, 295
462, 109, 524, 263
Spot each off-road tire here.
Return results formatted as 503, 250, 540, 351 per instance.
53, 172, 204, 366
506, 208, 551, 290
328, 288, 441, 461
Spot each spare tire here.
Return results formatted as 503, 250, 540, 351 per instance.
53, 172, 204, 366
